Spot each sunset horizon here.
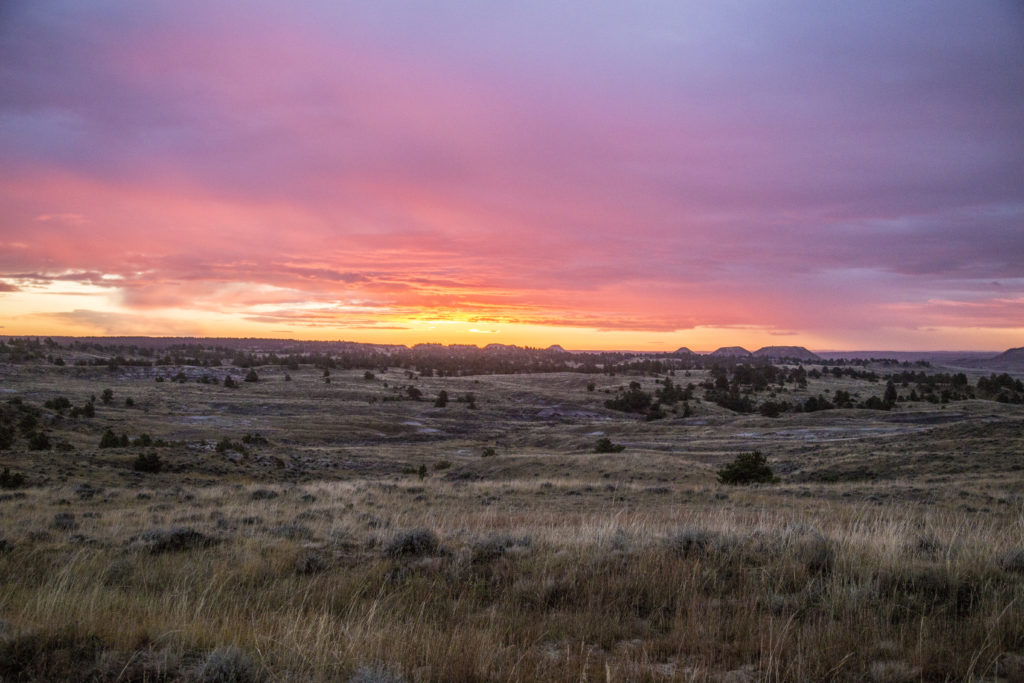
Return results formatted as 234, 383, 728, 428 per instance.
0, 331, 1010, 356
2, 2, 1022, 352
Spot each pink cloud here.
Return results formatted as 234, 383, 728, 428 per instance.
1, 2, 1022, 347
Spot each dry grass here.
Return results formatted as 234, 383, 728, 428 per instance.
2, 479, 1023, 681
1, 358, 1023, 680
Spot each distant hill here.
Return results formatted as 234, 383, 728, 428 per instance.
752, 346, 821, 361
901, 347, 1024, 373
673, 347, 696, 356
709, 346, 751, 358
546, 344, 566, 353
992, 346, 1024, 362
975, 347, 1024, 372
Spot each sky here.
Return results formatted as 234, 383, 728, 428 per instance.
1, 1, 1023, 351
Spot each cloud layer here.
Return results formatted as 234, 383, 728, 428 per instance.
1, 1, 1023, 348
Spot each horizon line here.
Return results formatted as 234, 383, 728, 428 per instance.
0, 334, 1009, 356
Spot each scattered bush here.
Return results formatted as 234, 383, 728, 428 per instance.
663, 528, 733, 558
470, 534, 532, 564
195, 646, 260, 683
605, 382, 655, 416
27, 432, 50, 450
70, 401, 95, 418
132, 452, 162, 473
244, 369, 259, 383
99, 428, 128, 448
100, 389, 113, 404
131, 527, 217, 554
384, 528, 441, 558
0, 467, 26, 489
876, 565, 982, 618
999, 549, 1024, 574
481, 446, 496, 457
295, 550, 328, 575
594, 437, 625, 453
0, 425, 13, 450
52, 512, 77, 531
718, 450, 777, 485
43, 396, 72, 412
215, 437, 248, 456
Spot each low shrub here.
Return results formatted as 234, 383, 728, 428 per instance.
130, 527, 217, 554
663, 528, 734, 558
718, 450, 777, 485
195, 646, 261, 683
0, 467, 26, 489
52, 512, 77, 531
132, 452, 162, 473
295, 551, 328, 575
27, 432, 51, 450
594, 437, 625, 453
999, 549, 1024, 574
99, 428, 127, 448
384, 528, 441, 558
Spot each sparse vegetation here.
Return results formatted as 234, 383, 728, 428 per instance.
0, 338, 1021, 680
594, 437, 625, 453
0, 466, 25, 489
132, 452, 162, 473
718, 450, 776, 484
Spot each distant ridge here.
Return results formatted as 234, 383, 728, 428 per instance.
972, 346, 1024, 372
709, 346, 751, 358
752, 345, 821, 361
673, 347, 695, 356
992, 346, 1024, 362
546, 344, 566, 352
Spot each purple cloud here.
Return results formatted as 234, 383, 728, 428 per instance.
0, 1, 1022, 346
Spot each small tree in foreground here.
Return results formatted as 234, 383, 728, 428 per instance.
0, 467, 26, 489
132, 452, 162, 473
594, 437, 625, 453
718, 450, 777, 485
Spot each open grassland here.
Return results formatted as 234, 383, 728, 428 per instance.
1, 353, 1024, 681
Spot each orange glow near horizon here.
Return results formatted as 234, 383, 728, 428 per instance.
1, 4, 1022, 352
2, 282, 1021, 352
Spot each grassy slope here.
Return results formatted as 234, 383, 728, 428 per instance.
0, 358, 1023, 681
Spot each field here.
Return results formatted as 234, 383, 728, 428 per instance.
1, 341, 1023, 681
